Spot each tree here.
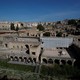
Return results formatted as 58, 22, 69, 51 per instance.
56, 32, 63, 37
10, 23, 15, 30
56, 21, 61, 24
76, 20, 80, 29
43, 32, 50, 37
68, 19, 77, 26
15, 25, 19, 31
37, 24, 45, 31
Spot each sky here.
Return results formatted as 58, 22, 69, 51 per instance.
0, 0, 80, 22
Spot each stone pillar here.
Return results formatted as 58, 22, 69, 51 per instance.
19, 58, 22, 62
24, 59, 26, 62
40, 58, 43, 64
11, 58, 13, 61
59, 59, 62, 65
72, 59, 76, 66
36, 57, 39, 63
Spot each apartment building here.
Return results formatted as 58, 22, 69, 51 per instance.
0, 22, 10, 30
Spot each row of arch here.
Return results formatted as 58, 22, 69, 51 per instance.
9, 56, 75, 66
42, 58, 75, 65
10, 56, 36, 63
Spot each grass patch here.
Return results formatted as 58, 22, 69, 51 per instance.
40, 64, 80, 79
0, 59, 35, 72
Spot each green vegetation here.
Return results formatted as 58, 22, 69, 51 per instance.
37, 24, 45, 31
10, 23, 19, 31
0, 60, 34, 72
10, 23, 15, 30
56, 32, 63, 37
68, 19, 77, 26
43, 32, 50, 37
0, 60, 80, 80
15, 25, 19, 31
0, 60, 42, 80
56, 21, 61, 24
40, 64, 80, 79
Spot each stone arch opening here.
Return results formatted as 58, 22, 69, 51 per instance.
42, 58, 47, 64
28, 57, 33, 63
61, 60, 66, 65
25, 45, 29, 48
54, 59, 60, 64
14, 56, 18, 61
10, 56, 14, 61
24, 57, 27, 62
48, 58, 53, 64
33, 58, 36, 63
25, 45, 30, 54
5, 44, 8, 47
27, 33, 29, 36
67, 60, 72, 65
19, 57, 23, 62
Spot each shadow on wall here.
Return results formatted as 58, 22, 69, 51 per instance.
25, 44, 30, 54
